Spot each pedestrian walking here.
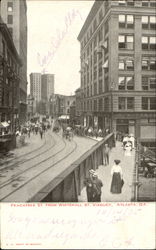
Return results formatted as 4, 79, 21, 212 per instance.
39, 128, 43, 139
110, 159, 123, 194
124, 142, 132, 156
92, 173, 103, 202
123, 134, 129, 148
35, 124, 38, 135
129, 134, 135, 149
84, 169, 95, 202
103, 144, 110, 166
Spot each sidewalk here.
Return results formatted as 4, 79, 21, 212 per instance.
79, 141, 135, 202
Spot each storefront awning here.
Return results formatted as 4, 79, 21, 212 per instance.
0, 121, 10, 127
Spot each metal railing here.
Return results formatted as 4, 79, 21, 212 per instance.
29, 133, 115, 202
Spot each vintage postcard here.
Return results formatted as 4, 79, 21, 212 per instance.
0, 0, 156, 249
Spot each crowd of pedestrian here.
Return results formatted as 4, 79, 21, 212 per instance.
15, 120, 52, 140
74, 126, 110, 138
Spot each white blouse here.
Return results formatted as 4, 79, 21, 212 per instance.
111, 164, 123, 178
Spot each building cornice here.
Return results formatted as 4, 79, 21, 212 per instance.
77, 0, 102, 41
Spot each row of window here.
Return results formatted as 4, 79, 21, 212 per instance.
119, 59, 134, 70
142, 97, 156, 110
119, 15, 156, 29
82, 75, 156, 95
142, 16, 156, 29
105, 0, 156, 9
118, 35, 156, 50
142, 36, 156, 50
82, 21, 155, 54
82, 8, 105, 48
119, 97, 156, 110
118, 0, 156, 7
142, 58, 156, 71
118, 77, 134, 90
119, 15, 134, 28
142, 77, 156, 90
82, 39, 108, 62
83, 97, 156, 112
81, 57, 155, 79
118, 57, 156, 71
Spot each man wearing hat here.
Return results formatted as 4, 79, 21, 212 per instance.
84, 169, 95, 202
92, 173, 103, 202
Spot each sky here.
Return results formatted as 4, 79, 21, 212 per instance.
27, 0, 94, 95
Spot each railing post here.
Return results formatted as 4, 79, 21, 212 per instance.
134, 138, 141, 201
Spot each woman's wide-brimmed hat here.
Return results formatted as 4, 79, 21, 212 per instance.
92, 173, 98, 177
114, 159, 121, 164
89, 169, 95, 174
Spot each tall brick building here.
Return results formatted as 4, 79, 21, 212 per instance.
1, 0, 28, 124
78, 0, 156, 147
0, 17, 22, 132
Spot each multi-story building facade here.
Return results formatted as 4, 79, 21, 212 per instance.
30, 73, 42, 103
1, 0, 28, 124
51, 94, 76, 119
0, 17, 22, 132
41, 74, 54, 101
41, 74, 55, 115
30, 73, 55, 116
30, 73, 42, 115
78, 0, 156, 146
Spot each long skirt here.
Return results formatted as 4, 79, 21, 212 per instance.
110, 173, 122, 194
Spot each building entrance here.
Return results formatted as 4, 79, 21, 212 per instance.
116, 119, 129, 134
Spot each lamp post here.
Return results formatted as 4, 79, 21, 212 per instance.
110, 83, 114, 132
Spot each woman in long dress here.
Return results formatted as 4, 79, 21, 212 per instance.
110, 159, 123, 194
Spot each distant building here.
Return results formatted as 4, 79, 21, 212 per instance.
0, 17, 22, 132
78, 0, 156, 147
41, 74, 54, 101
1, 0, 28, 124
51, 94, 76, 119
30, 73, 42, 103
29, 73, 55, 116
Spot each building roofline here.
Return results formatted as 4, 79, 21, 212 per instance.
55, 94, 75, 98
77, 0, 103, 41
30, 72, 42, 75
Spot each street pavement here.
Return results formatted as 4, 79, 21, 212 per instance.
79, 141, 136, 202
0, 133, 45, 167
0, 131, 97, 202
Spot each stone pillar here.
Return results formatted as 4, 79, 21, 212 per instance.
134, 16, 142, 91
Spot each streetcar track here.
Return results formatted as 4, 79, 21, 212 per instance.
0, 134, 47, 168
0, 131, 68, 187
0, 132, 62, 187
0, 132, 55, 172
0, 137, 77, 201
